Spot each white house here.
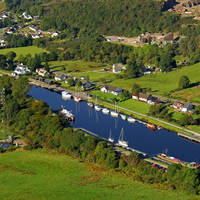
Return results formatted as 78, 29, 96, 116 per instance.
12, 63, 30, 76
51, 32, 59, 38
36, 68, 49, 77
54, 73, 67, 81
100, 85, 122, 95
112, 63, 124, 73
22, 12, 32, 20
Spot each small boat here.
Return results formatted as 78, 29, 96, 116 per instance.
127, 117, 136, 123
94, 105, 101, 111
87, 102, 93, 108
74, 96, 81, 103
61, 91, 71, 99
108, 129, 114, 143
146, 123, 156, 131
59, 106, 75, 121
116, 128, 128, 148
120, 114, 127, 120
102, 108, 109, 114
110, 111, 119, 118
157, 126, 163, 130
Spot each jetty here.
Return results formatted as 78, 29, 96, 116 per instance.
178, 132, 200, 143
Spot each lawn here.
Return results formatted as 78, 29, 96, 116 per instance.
117, 99, 151, 114
110, 63, 200, 96
49, 60, 109, 73
71, 71, 116, 82
0, 150, 197, 200
0, 46, 48, 59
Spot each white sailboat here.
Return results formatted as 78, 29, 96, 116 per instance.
108, 129, 114, 143
116, 128, 128, 148
87, 102, 93, 107
74, 86, 81, 102
120, 114, 127, 120
94, 96, 101, 111
127, 117, 136, 123
62, 91, 72, 99
102, 108, 109, 114
110, 101, 118, 117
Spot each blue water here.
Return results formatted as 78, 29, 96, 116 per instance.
28, 86, 200, 163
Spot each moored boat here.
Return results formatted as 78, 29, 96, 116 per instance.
146, 123, 156, 131
110, 111, 119, 118
59, 106, 75, 121
157, 153, 200, 169
94, 104, 101, 111
87, 102, 93, 108
120, 114, 127, 120
116, 128, 128, 148
74, 96, 81, 102
61, 91, 72, 99
102, 108, 109, 114
127, 117, 136, 123
157, 126, 163, 130
108, 129, 114, 143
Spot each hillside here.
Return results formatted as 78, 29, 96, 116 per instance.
0, 150, 197, 200
5, 0, 189, 37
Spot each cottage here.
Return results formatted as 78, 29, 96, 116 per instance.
22, 12, 32, 20
181, 103, 194, 112
138, 93, 152, 102
112, 63, 124, 73
82, 82, 93, 90
12, 63, 30, 76
51, 32, 59, 38
100, 85, 122, 95
36, 68, 49, 77
132, 93, 139, 100
54, 73, 67, 81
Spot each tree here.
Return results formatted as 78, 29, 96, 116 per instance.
44, 62, 50, 72
6, 51, 16, 62
67, 78, 74, 86
178, 75, 190, 89
159, 53, 175, 72
132, 83, 141, 94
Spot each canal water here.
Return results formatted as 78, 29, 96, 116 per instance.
28, 86, 200, 163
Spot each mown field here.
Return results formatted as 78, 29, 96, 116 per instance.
0, 46, 48, 59
49, 60, 109, 73
0, 150, 198, 200
110, 63, 200, 96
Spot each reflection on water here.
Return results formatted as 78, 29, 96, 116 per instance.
28, 86, 200, 163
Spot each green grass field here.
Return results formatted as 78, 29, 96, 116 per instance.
111, 63, 200, 96
0, 2, 6, 12
49, 60, 109, 73
118, 99, 151, 114
0, 150, 197, 200
171, 86, 200, 103
0, 46, 48, 59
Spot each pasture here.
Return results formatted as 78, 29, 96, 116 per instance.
0, 46, 48, 59
110, 63, 200, 96
0, 150, 197, 200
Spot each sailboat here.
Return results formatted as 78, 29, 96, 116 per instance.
102, 108, 109, 114
94, 96, 101, 111
108, 129, 114, 143
110, 101, 118, 117
127, 117, 136, 123
120, 114, 127, 120
74, 86, 81, 102
116, 128, 128, 148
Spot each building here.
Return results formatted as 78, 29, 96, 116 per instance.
36, 68, 49, 77
172, 102, 194, 113
22, 12, 32, 20
54, 73, 67, 81
100, 85, 122, 95
12, 64, 30, 76
112, 63, 125, 73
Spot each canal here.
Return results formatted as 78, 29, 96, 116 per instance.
28, 86, 200, 163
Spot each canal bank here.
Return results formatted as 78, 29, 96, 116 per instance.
28, 85, 200, 163
29, 78, 200, 140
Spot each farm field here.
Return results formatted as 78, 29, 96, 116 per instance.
110, 63, 200, 96
171, 86, 200, 103
0, 46, 48, 59
49, 60, 109, 73
0, 150, 197, 200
